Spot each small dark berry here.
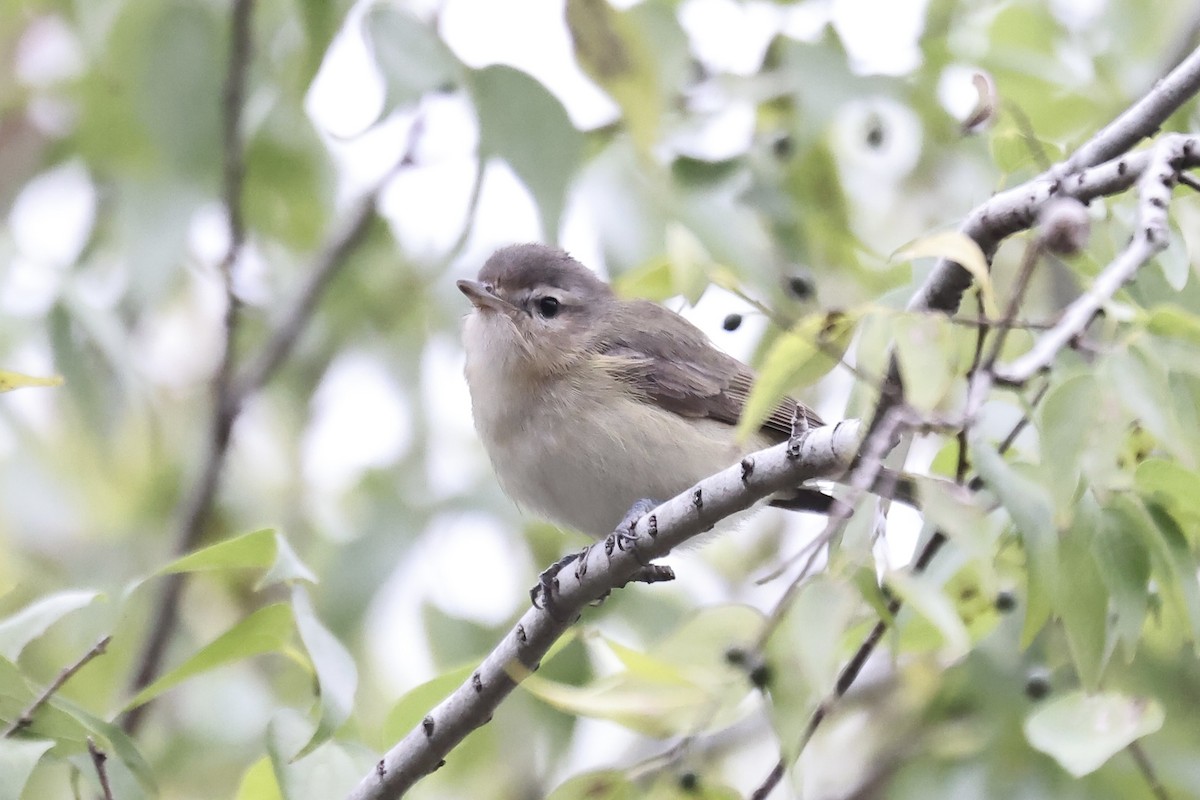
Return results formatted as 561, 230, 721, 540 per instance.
772, 134, 793, 159
995, 591, 1017, 613
786, 274, 814, 300
749, 663, 772, 689
865, 114, 886, 148
1025, 668, 1051, 701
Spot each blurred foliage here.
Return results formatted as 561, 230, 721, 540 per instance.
1, 0, 1200, 798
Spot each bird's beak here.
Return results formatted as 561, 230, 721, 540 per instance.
457, 279, 514, 315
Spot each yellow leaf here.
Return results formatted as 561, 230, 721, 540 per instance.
896, 231, 997, 318
736, 310, 860, 441
0, 371, 64, 393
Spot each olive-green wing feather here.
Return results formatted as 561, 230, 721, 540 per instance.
597, 299, 822, 442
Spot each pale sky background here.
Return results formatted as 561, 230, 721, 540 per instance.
3, 0, 1108, 774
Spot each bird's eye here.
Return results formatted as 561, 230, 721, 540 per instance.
537, 296, 560, 318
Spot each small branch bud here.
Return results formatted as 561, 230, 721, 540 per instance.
1037, 197, 1091, 255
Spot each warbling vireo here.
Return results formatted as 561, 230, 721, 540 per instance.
457, 243, 828, 541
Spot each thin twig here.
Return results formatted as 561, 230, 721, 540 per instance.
2, 636, 112, 738
996, 135, 1189, 385
121, 14, 439, 737
88, 738, 115, 800
748, 380, 1055, 800
983, 242, 1043, 372
1128, 741, 1172, 800
947, 314, 1053, 331
958, 291, 988, 482
1055, 46, 1200, 178
232, 115, 427, 400
350, 45, 1200, 800
121, 0, 256, 736
757, 407, 907, 624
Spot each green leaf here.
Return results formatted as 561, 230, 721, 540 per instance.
1143, 503, 1200, 642
1057, 499, 1109, 689
48, 697, 158, 793
885, 570, 970, 660
467, 65, 585, 241
259, 531, 319, 588
763, 576, 860, 760
613, 258, 675, 301
549, 770, 636, 800
523, 606, 762, 737
295, 0, 342, 83
736, 310, 859, 440
1145, 304, 1200, 345
0, 739, 54, 800
1024, 690, 1163, 777
135, 3, 224, 176
784, 140, 862, 273
1037, 373, 1098, 509
565, 0, 676, 153
242, 131, 330, 249
893, 312, 959, 413
124, 603, 294, 710
665, 223, 713, 306
362, 4, 458, 118
0, 590, 101, 661
290, 585, 358, 758
156, 528, 276, 575
990, 129, 1063, 174
233, 756, 284, 800
266, 709, 371, 800
971, 437, 1057, 646
522, 669, 707, 736
1106, 346, 1184, 459
1107, 496, 1200, 649
1093, 507, 1150, 657
1135, 459, 1200, 524
916, 478, 994, 558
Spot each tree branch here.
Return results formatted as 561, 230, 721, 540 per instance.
1055, 46, 1200, 178
349, 44, 1200, 800
2, 636, 112, 738
88, 737, 115, 800
995, 134, 1193, 385
121, 0, 256, 736
120, 4, 440, 736
233, 112, 429, 401
345, 421, 864, 800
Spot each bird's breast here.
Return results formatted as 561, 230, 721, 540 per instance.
464, 358, 751, 538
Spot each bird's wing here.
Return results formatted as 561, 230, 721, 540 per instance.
597, 299, 822, 443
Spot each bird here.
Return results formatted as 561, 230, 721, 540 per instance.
457, 243, 827, 544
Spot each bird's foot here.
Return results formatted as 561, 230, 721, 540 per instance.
619, 563, 676, 588
608, 498, 674, 587
529, 546, 590, 619
610, 498, 659, 558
